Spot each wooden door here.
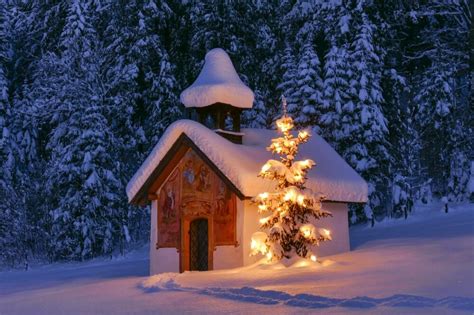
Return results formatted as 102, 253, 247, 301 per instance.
189, 219, 208, 271
180, 215, 213, 272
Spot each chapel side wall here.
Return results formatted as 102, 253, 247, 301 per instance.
150, 199, 179, 275
242, 200, 263, 266
213, 198, 244, 269
241, 201, 350, 266
311, 202, 350, 257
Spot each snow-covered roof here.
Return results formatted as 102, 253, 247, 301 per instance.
126, 120, 368, 204
180, 48, 254, 109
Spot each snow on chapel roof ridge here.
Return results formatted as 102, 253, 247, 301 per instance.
180, 48, 254, 109
126, 119, 368, 204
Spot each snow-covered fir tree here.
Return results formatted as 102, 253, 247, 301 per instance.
241, 0, 284, 129
277, 45, 298, 119
0, 2, 27, 266
187, 1, 256, 73
104, 0, 180, 152
251, 100, 332, 261
243, 89, 270, 128
414, 60, 456, 195
320, 45, 352, 149
344, 12, 390, 220
447, 119, 471, 202
382, 68, 418, 218
290, 41, 324, 128
406, 0, 471, 199
38, 0, 125, 259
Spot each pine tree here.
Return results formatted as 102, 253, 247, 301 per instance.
277, 45, 298, 117
320, 45, 352, 149
414, 60, 455, 195
345, 12, 389, 220
251, 99, 331, 261
447, 119, 471, 202
188, 1, 256, 73
291, 41, 324, 128
0, 2, 25, 266
382, 69, 418, 218
406, 0, 470, 199
104, 0, 180, 154
244, 0, 291, 129
37, 0, 124, 259
243, 89, 269, 128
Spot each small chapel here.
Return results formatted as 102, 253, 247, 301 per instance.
126, 48, 368, 275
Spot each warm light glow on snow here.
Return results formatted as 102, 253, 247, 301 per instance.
299, 224, 316, 239
266, 251, 273, 261
298, 130, 310, 140
261, 163, 271, 173
310, 254, 317, 262
284, 189, 297, 202
250, 240, 257, 249
259, 217, 270, 225
302, 160, 311, 167
250, 232, 268, 256
320, 228, 331, 239
297, 194, 305, 205
276, 120, 293, 133
302, 228, 311, 238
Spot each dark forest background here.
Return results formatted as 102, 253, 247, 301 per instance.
0, 0, 472, 266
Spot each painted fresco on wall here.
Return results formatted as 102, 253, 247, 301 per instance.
157, 149, 236, 248
214, 181, 236, 245
157, 168, 180, 247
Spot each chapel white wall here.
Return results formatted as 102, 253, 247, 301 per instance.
312, 202, 350, 257
242, 200, 263, 266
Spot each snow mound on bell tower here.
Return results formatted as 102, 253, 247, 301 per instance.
180, 48, 254, 109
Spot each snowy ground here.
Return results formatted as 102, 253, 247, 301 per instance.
1, 202, 473, 315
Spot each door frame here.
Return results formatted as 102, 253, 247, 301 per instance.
180, 214, 214, 273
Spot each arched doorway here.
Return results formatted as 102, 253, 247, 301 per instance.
180, 213, 214, 273
189, 218, 209, 271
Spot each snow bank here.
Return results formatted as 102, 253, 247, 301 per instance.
126, 119, 368, 203
180, 48, 254, 108
2, 204, 473, 314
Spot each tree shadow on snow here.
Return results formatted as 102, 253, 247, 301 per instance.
140, 281, 474, 312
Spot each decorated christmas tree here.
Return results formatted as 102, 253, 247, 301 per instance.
250, 96, 332, 262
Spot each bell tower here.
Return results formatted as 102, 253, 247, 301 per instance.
180, 48, 254, 144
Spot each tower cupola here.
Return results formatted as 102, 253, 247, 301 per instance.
180, 48, 254, 144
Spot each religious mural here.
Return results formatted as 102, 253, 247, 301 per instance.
214, 180, 235, 245
157, 149, 236, 248
157, 168, 180, 247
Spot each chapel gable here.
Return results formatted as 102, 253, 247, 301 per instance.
155, 148, 237, 251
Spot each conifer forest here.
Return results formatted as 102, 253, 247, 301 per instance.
0, 0, 472, 266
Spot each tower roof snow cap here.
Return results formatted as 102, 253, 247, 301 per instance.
180, 48, 254, 109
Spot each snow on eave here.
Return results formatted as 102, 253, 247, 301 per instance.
180, 48, 254, 109
126, 120, 368, 204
